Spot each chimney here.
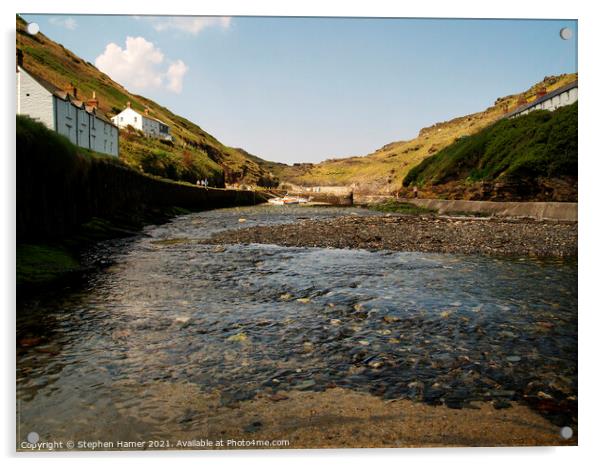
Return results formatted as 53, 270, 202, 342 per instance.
126, 101, 131, 109
87, 91, 99, 109
536, 87, 547, 98
65, 82, 77, 98
16, 49, 24, 70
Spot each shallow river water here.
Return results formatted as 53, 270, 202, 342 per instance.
17, 206, 577, 445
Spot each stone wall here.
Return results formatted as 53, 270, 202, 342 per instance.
403, 198, 578, 221
288, 190, 354, 206
17, 147, 267, 241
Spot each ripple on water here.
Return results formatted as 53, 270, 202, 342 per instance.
17, 206, 578, 440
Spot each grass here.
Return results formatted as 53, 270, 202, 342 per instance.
16, 244, 81, 286
119, 135, 225, 186
368, 200, 437, 215
17, 116, 202, 287
16, 15, 276, 187
263, 74, 577, 193
16, 114, 124, 175
403, 102, 578, 187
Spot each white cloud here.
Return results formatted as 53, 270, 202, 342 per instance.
95, 36, 188, 94
49, 16, 77, 30
146, 16, 231, 35
165, 60, 188, 93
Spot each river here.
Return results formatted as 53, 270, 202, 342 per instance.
16, 206, 577, 447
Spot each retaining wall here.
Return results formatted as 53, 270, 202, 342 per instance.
288, 190, 354, 206
403, 198, 578, 221
18, 155, 267, 241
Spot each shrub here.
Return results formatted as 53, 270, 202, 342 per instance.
403, 102, 577, 186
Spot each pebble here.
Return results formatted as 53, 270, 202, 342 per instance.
18, 337, 42, 347
493, 400, 512, 409
177, 408, 197, 424
227, 332, 249, 343
383, 315, 401, 324
293, 380, 316, 390
205, 214, 577, 257
506, 355, 521, 363
269, 393, 289, 402
243, 420, 262, 433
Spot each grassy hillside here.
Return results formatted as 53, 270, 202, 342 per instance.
17, 115, 267, 286
269, 74, 577, 193
16, 15, 276, 187
403, 102, 577, 187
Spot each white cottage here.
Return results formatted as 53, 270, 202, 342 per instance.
16, 52, 119, 157
506, 81, 578, 119
111, 102, 172, 141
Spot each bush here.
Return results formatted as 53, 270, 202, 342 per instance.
403, 102, 577, 186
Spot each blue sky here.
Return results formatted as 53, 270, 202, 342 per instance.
21, 15, 577, 163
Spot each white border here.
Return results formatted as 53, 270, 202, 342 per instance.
3, 1, 600, 465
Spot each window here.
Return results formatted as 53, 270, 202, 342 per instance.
120, 116, 123, 122
134, 116, 137, 123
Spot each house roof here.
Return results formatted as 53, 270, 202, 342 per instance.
18, 65, 118, 129
141, 111, 169, 127
150, 116, 169, 126
505, 80, 578, 118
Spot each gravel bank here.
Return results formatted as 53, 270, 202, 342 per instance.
205, 215, 577, 257
113, 383, 577, 448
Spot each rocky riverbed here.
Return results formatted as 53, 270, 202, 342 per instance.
17, 206, 578, 449
204, 214, 577, 257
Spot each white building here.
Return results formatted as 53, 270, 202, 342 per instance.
16, 51, 119, 157
111, 102, 172, 141
506, 81, 578, 119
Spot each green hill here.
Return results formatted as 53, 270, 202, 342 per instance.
16, 15, 277, 187
404, 103, 577, 185
267, 74, 577, 193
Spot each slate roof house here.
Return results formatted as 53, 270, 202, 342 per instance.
506, 81, 578, 119
16, 49, 119, 157
111, 102, 172, 141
